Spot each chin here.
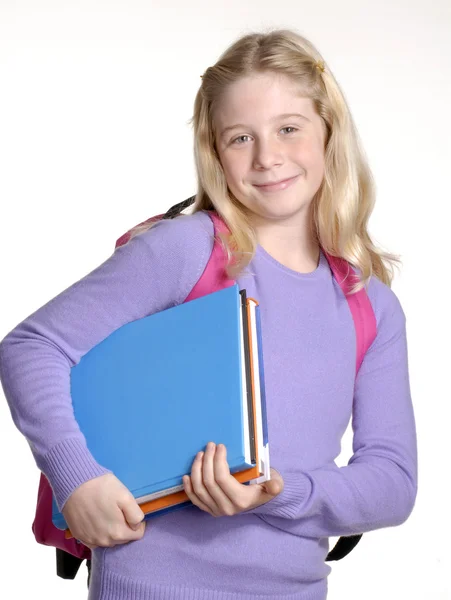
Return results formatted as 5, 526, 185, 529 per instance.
246, 195, 314, 222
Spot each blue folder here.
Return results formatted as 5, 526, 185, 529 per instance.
52, 284, 264, 530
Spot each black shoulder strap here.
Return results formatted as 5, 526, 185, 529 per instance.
326, 534, 363, 561
163, 196, 196, 218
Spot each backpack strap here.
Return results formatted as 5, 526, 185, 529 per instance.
321, 254, 376, 560
114, 203, 235, 302
325, 533, 363, 561
184, 211, 236, 302
170, 207, 377, 371
114, 201, 375, 372
323, 253, 377, 374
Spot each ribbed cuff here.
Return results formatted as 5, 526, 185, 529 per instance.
37, 437, 111, 510
248, 469, 311, 518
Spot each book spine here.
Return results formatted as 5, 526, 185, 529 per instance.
255, 305, 268, 446
239, 289, 256, 464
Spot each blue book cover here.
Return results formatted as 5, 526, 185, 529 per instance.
52, 284, 257, 530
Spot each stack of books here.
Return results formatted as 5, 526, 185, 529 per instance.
52, 284, 270, 533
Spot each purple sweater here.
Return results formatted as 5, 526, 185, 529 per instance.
0, 210, 417, 600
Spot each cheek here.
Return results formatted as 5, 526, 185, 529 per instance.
299, 140, 325, 177
222, 158, 244, 187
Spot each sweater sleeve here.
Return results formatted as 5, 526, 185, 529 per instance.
247, 278, 418, 538
0, 211, 214, 511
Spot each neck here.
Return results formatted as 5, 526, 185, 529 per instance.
250, 209, 320, 274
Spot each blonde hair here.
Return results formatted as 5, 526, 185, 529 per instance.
132, 28, 400, 290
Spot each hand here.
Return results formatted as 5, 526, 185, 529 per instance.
62, 473, 146, 549
182, 442, 284, 517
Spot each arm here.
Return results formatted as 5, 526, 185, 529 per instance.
0, 212, 214, 512
248, 281, 418, 538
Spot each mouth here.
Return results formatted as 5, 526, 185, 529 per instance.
253, 175, 299, 192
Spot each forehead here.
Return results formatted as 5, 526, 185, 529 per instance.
214, 73, 315, 126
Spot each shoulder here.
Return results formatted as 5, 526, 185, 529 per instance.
362, 275, 407, 359
125, 210, 215, 305
365, 275, 405, 330
134, 209, 214, 253
125, 210, 215, 272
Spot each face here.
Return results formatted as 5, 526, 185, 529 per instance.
213, 72, 326, 227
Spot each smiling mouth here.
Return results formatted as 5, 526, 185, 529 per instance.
252, 175, 300, 192
254, 176, 297, 187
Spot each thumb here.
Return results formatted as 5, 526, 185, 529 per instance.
262, 477, 284, 498
261, 469, 284, 498
119, 496, 145, 530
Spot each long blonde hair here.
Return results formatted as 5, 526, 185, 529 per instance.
132, 29, 399, 290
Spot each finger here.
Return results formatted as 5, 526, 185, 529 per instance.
190, 449, 220, 514
262, 473, 284, 497
129, 520, 146, 539
212, 444, 257, 507
120, 520, 146, 542
183, 474, 215, 516
214, 445, 280, 511
203, 444, 239, 514
103, 505, 143, 544
118, 493, 145, 530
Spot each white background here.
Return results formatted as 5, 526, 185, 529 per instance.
0, 1, 450, 598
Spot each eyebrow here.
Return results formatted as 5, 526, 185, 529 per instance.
219, 113, 310, 138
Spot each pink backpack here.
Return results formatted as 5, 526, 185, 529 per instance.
31, 198, 376, 579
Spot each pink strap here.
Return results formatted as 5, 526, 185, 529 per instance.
323, 253, 377, 374
115, 211, 376, 374
186, 213, 376, 373
186, 214, 376, 375
184, 212, 236, 302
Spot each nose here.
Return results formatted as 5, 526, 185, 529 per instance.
252, 138, 283, 170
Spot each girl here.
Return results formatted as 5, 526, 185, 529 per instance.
0, 28, 417, 600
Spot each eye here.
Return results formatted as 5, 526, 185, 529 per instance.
231, 126, 299, 145
281, 126, 298, 135
232, 135, 251, 145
